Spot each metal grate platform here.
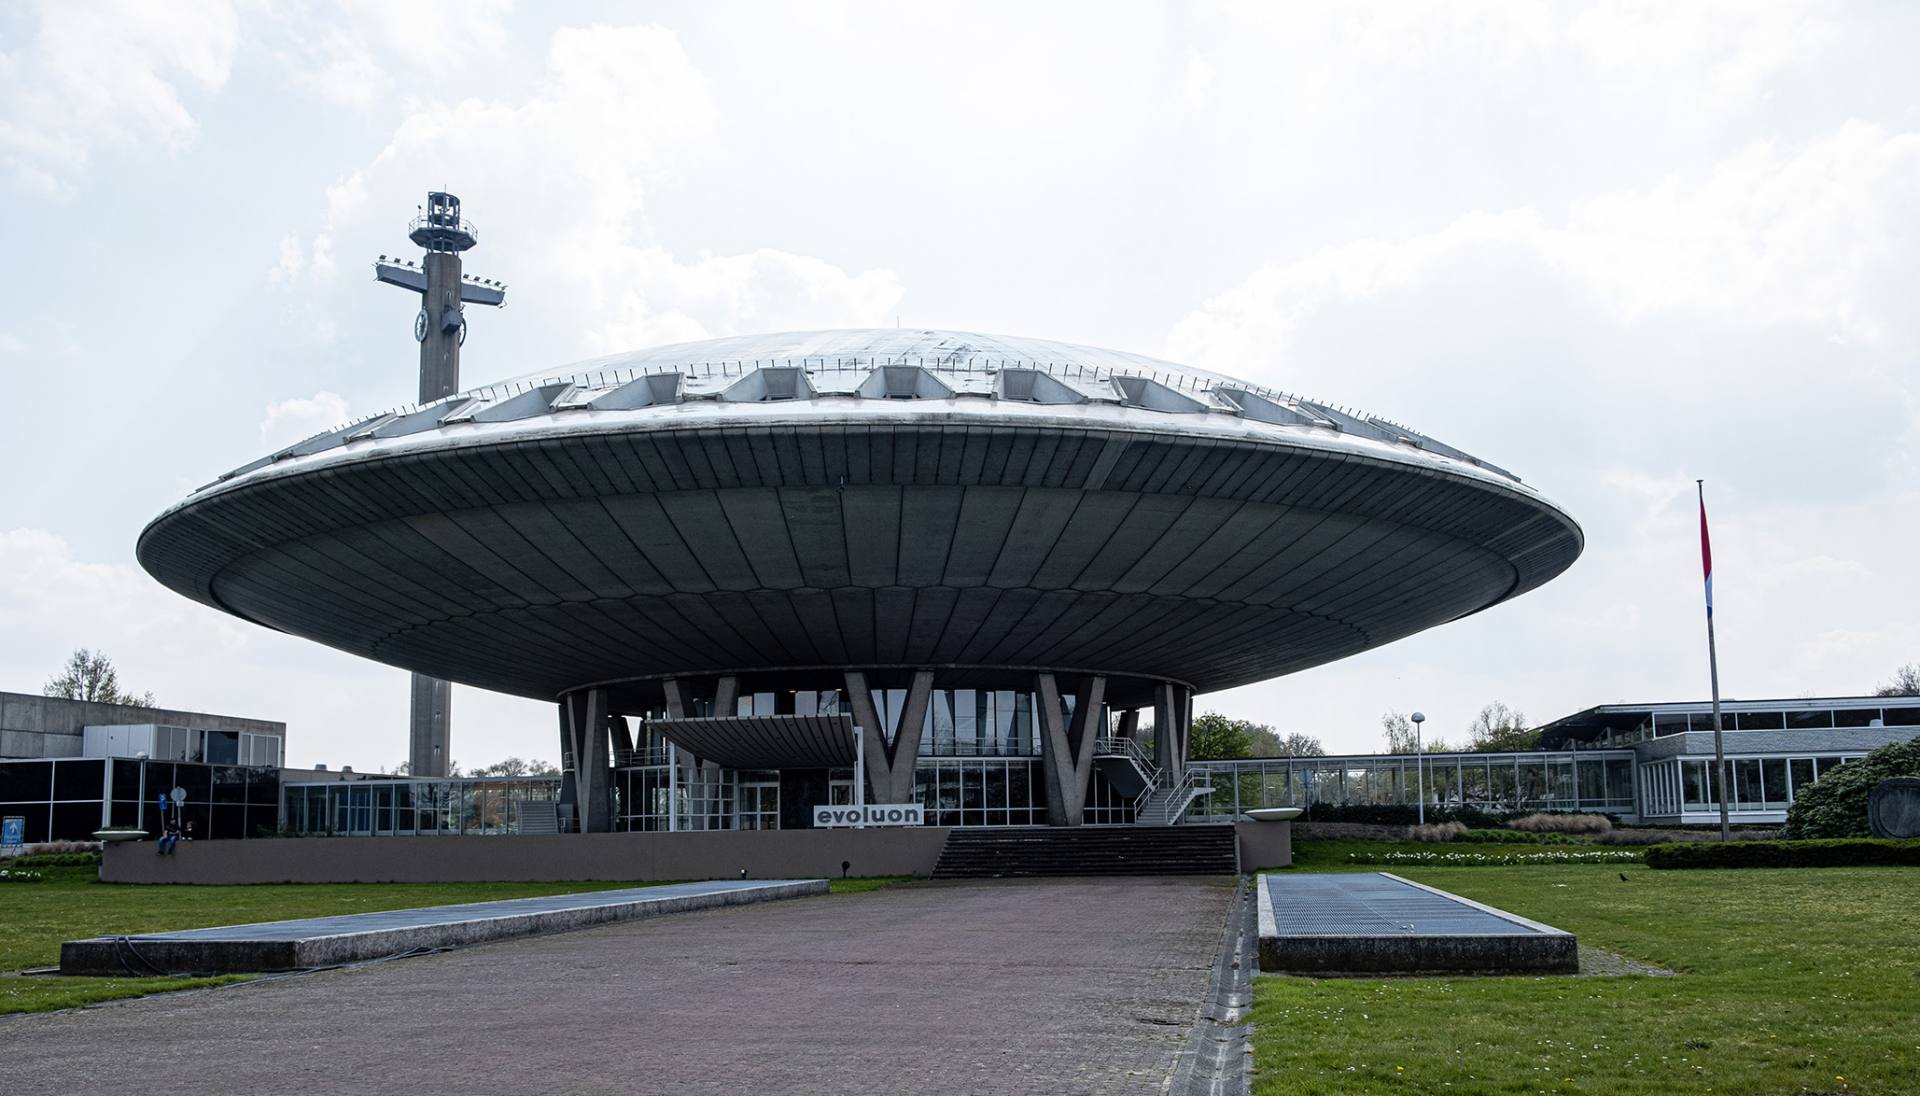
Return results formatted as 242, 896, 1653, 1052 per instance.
1256, 872, 1576, 974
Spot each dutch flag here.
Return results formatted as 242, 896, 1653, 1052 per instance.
1698, 485, 1713, 619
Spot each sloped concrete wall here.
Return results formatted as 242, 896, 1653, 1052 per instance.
103, 827, 953, 884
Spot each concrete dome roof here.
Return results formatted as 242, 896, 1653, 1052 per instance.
140, 329, 1582, 704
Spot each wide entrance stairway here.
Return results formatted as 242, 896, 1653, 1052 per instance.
931, 825, 1238, 878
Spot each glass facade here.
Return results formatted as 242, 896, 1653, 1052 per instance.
282, 777, 560, 836
1636, 753, 1860, 819
1187, 751, 1638, 819
0, 758, 278, 843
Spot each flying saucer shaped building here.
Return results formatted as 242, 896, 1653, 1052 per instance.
140, 329, 1581, 832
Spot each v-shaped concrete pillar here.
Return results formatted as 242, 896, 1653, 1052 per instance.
560, 688, 613, 832
1038, 673, 1107, 826
1153, 682, 1192, 780
844, 670, 934, 804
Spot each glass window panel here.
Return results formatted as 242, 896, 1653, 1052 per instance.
0, 761, 53, 802
1787, 709, 1832, 730
1762, 758, 1789, 805
1736, 711, 1785, 730
52, 759, 105, 801
1882, 706, 1920, 726
1833, 708, 1880, 728
1734, 760, 1763, 806
1789, 758, 1815, 795
205, 731, 240, 766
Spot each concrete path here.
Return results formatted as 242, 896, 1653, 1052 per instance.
6, 876, 1236, 1095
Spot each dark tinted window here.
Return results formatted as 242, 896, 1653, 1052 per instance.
0, 804, 50, 843
0, 762, 52, 802
51, 802, 102, 841
1736, 711, 1784, 730
205, 731, 240, 765
1882, 707, 1920, 726
1834, 708, 1881, 727
112, 759, 144, 800
1689, 712, 1724, 732
248, 767, 281, 805
52, 759, 105, 801
1787, 710, 1831, 729
211, 767, 247, 804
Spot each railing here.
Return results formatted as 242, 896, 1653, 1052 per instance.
1095, 735, 1157, 777
613, 746, 675, 768
1139, 767, 1209, 824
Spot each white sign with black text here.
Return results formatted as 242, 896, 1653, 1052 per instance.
813, 803, 925, 828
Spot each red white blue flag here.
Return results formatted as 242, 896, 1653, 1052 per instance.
1698, 486, 1713, 619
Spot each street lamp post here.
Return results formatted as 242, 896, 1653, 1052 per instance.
1411, 711, 1427, 826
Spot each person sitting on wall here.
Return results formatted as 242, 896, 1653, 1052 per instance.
183, 820, 194, 842
156, 819, 181, 855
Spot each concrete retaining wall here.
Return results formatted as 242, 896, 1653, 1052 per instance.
1233, 820, 1292, 870
103, 827, 954, 884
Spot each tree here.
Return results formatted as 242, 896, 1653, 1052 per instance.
1465, 702, 1538, 752
1874, 663, 1920, 697
1382, 711, 1417, 754
1188, 713, 1255, 760
1382, 710, 1452, 753
43, 648, 154, 707
1273, 732, 1325, 757
471, 757, 561, 778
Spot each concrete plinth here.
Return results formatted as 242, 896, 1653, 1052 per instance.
1256, 871, 1576, 975
61, 879, 825, 975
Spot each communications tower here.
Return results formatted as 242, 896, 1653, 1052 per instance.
372, 192, 508, 776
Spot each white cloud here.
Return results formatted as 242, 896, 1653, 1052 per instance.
264, 0, 514, 108
0, 332, 24, 355
260, 391, 350, 448
1170, 122, 1920, 374
0, 0, 239, 195
295, 22, 902, 353
268, 234, 305, 283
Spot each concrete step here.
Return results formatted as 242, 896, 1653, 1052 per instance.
932, 825, 1237, 878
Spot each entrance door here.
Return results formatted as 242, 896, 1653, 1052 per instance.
738, 780, 779, 830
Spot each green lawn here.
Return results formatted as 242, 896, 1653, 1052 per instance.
1, 865, 905, 1015
1252, 845, 1920, 1095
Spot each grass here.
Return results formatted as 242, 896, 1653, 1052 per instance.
1252, 842, 1920, 1095
1, 866, 908, 1015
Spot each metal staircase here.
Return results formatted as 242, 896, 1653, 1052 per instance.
1091, 736, 1213, 826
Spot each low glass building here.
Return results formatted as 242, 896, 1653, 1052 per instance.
271, 695, 1918, 836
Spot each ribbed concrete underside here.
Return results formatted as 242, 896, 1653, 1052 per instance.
140, 420, 1580, 700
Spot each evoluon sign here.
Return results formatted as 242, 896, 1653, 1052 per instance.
813, 804, 926, 827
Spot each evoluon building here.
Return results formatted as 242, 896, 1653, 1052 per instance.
138, 329, 1583, 836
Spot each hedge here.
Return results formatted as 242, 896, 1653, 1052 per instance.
1645, 838, 1920, 869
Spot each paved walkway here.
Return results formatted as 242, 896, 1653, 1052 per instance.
6, 876, 1235, 1095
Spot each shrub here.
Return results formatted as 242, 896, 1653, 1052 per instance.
1507, 811, 1612, 834
1407, 821, 1467, 842
1346, 848, 1643, 866
1305, 802, 1507, 828
1645, 838, 1920, 869
8, 852, 100, 868
1781, 735, 1920, 839
1454, 828, 1544, 844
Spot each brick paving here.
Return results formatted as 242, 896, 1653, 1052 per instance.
5, 876, 1236, 1095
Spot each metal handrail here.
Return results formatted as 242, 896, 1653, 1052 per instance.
1138, 767, 1211, 823
1094, 735, 1157, 776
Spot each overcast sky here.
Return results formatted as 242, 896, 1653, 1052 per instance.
3, 2, 1916, 767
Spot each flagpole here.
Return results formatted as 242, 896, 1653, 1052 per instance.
1699, 480, 1729, 842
